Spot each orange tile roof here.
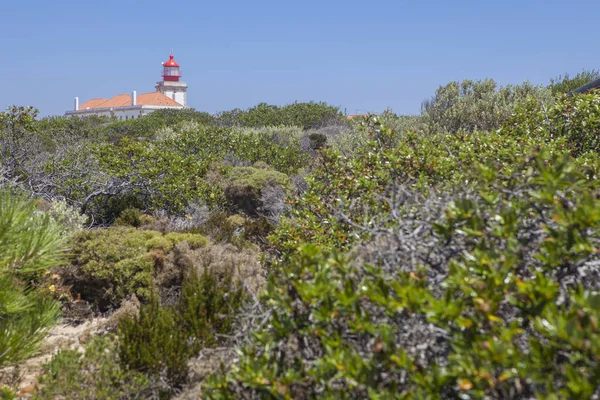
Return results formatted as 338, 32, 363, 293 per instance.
79, 98, 106, 110
78, 92, 182, 110
97, 93, 132, 108
137, 92, 182, 107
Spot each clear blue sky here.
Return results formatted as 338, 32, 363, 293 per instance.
2, 0, 599, 117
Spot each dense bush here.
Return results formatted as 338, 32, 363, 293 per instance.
42, 198, 89, 234
90, 124, 307, 219
98, 108, 216, 143
146, 108, 216, 128
548, 69, 600, 95
8, 79, 600, 399
2, 103, 312, 226
421, 79, 553, 133
0, 106, 42, 181
270, 116, 568, 259
60, 227, 208, 310
504, 91, 600, 157
223, 166, 289, 216
34, 335, 164, 400
216, 102, 344, 129
206, 151, 600, 399
118, 266, 246, 392
118, 296, 190, 390
379, 110, 427, 136
236, 125, 304, 147
114, 208, 143, 227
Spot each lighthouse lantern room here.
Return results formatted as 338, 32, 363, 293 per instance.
162, 54, 182, 82
155, 53, 188, 106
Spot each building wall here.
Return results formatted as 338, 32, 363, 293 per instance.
155, 81, 188, 107
172, 90, 186, 107
65, 105, 183, 119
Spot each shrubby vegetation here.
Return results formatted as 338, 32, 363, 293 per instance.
421, 79, 554, 133
205, 88, 600, 399
3, 78, 600, 398
59, 227, 208, 310
0, 190, 63, 367
223, 165, 289, 216
118, 267, 245, 393
33, 335, 161, 400
548, 69, 600, 95
207, 151, 600, 399
216, 101, 343, 129
505, 91, 600, 157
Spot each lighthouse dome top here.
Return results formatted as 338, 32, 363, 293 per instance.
163, 54, 180, 67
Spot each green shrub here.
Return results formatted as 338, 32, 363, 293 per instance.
0, 189, 65, 276
118, 297, 190, 390
114, 208, 142, 227
224, 166, 288, 216
86, 193, 146, 226
236, 125, 304, 147
270, 116, 565, 259
201, 211, 238, 243
0, 387, 16, 399
177, 267, 245, 354
205, 152, 600, 399
307, 132, 327, 150
227, 214, 246, 227
34, 335, 164, 400
379, 109, 428, 136
0, 106, 40, 181
227, 166, 289, 187
548, 68, 600, 95
504, 91, 600, 157
62, 228, 204, 309
118, 266, 245, 392
146, 108, 216, 128
44, 198, 88, 235
164, 232, 209, 250
0, 190, 63, 367
35, 114, 110, 143
91, 125, 306, 218
216, 101, 343, 129
242, 216, 273, 245
421, 79, 554, 133
145, 235, 173, 252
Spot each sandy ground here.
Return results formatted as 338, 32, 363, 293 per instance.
0, 317, 109, 398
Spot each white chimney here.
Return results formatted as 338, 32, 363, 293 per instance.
74, 97, 79, 111
132, 91, 137, 106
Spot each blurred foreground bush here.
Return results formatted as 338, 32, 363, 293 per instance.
0, 190, 63, 367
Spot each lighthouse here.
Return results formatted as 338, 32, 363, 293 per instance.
155, 53, 188, 107
66, 53, 187, 119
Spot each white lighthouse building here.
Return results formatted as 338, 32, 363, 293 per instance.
66, 53, 188, 119
155, 54, 188, 107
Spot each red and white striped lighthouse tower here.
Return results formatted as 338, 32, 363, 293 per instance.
155, 52, 187, 106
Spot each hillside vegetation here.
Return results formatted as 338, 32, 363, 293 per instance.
1, 74, 600, 399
